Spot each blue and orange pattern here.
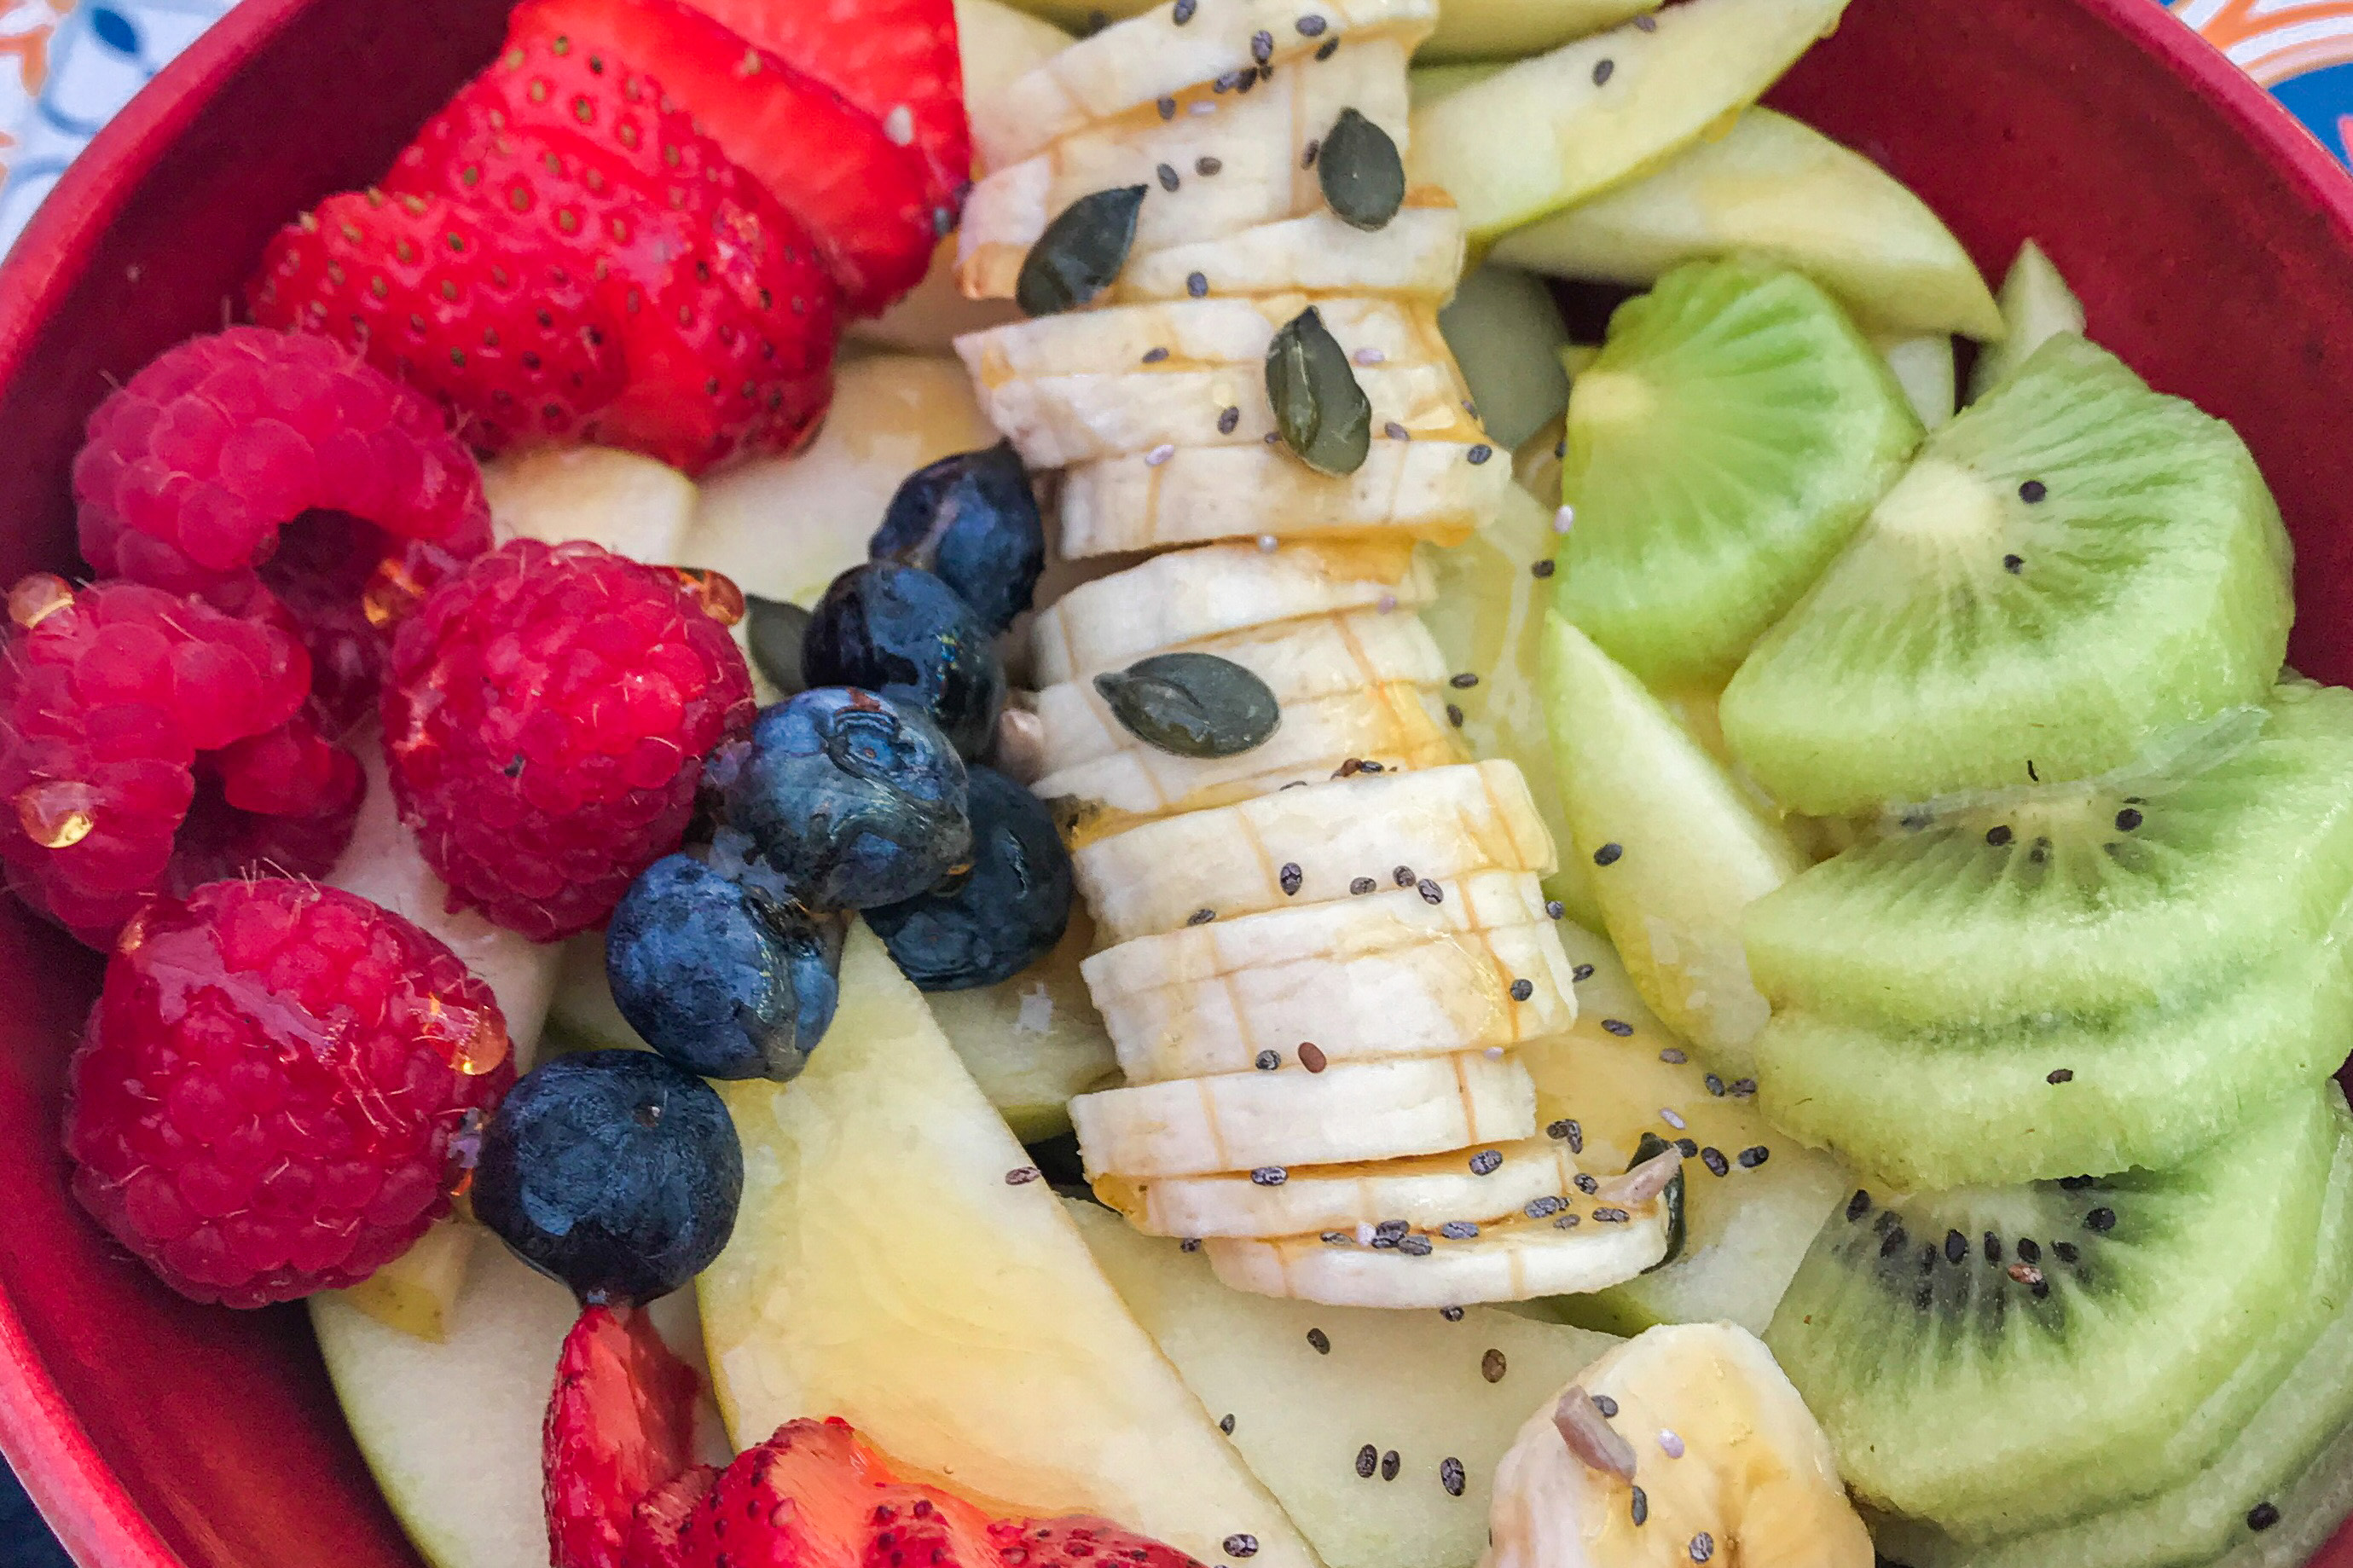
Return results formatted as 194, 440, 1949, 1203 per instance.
2174, 0, 2353, 164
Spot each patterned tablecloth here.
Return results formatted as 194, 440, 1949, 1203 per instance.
2, 0, 2351, 255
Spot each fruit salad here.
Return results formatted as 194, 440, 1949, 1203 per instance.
12, 1, 2353, 1568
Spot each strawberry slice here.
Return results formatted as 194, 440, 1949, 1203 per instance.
248, 186, 626, 453
681, 0, 968, 224
544, 1304, 704, 1568
660, 1418, 1000, 1568
507, 0, 936, 317
385, 64, 839, 472
991, 1518, 1210, 1568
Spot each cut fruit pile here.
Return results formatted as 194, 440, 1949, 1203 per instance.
949, 0, 1681, 1309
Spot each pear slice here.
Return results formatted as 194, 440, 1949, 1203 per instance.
1070, 1199, 1618, 1568
1407, 0, 1851, 241
333, 1218, 480, 1344
1489, 107, 2002, 341
1539, 615, 1806, 1074
1878, 333, 1958, 430
698, 923, 1318, 1568
1421, 0, 1659, 64
481, 446, 698, 561
1966, 238, 2087, 401
921, 911, 1123, 1143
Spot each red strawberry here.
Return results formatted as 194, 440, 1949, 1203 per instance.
664, 1419, 998, 1568
545, 1304, 704, 1568
990, 1519, 1209, 1568
625, 1466, 718, 1568
682, 0, 969, 223
504, 0, 936, 316
248, 187, 625, 453
384, 32, 841, 471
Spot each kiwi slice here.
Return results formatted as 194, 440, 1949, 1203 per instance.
1756, 936, 2351, 1189
1745, 680, 2353, 1032
1872, 1102, 2353, 1555
1721, 333, 2294, 816
1556, 257, 1921, 687
1766, 1086, 2340, 1531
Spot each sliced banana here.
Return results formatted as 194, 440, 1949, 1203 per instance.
959, 38, 1412, 299
1035, 681, 1460, 829
1071, 1049, 1535, 1177
971, 0, 1436, 171
1208, 1206, 1667, 1307
1058, 437, 1510, 559
1099, 1137, 1583, 1238
1035, 607, 1448, 774
1110, 205, 1469, 304
979, 362, 1467, 468
1484, 1324, 1873, 1568
1032, 539, 1434, 688
959, 296, 1448, 381
1073, 760, 1552, 942
1087, 874, 1575, 1082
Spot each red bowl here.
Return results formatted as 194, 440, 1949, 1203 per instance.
3, 0, 2353, 1563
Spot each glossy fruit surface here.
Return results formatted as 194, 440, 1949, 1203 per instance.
802, 562, 1007, 759
869, 443, 1047, 634
866, 767, 1071, 991
2, 2, 2352, 1566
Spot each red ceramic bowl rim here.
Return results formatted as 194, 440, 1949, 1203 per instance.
5, 1, 2353, 1565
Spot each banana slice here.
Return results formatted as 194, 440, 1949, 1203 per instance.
1058, 437, 1510, 559
1071, 1049, 1535, 1177
971, 0, 1436, 171
1110, 205, 1468, 304
1208, 1205, 1667, 1307
1086, 874, 1576, 1081
1484, 1324, 1873, 1568
1034, 681, 1460, 829
959, 38, 1411, 299
978, 362, 1466, 468
1033, 539, 1434, 688
959, 297, 1449, 380
1099, 1137, 1584, 1238
1035, 607, 1448, 773
1073, 759, 1553, 942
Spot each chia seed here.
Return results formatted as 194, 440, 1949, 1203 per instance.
1219, 406, 1242, 435
1571, 963, 1594, 981
1392, 865, 1416, 887
1548, 1119, 1585, 1152
1296, 14, 1327, 34
1301, 138, 1321, 169
1468, 444, 1494, 465
1172, 0, 1194, 20
1593, 1206, 1630, 1223
1660, 1108, 1687, 1131
1350, 877, 1377, 894
1658, 1430, 1684, 1459
1555, 505, 1577, 535
1307, 1328, 1330, 1354
1187, 271, 1209, 298
1315, 36, 1338, 59
1147, 443, 1178, 467
1373, 1219, 1410, 1245
1602, 1019, 1633, 1037
1251, 28, 1274, 62
1738, 1145, 1769, 1167
1447, 703, 1465, 728
1703, 1073, 1724, 1095
1532, 559, 1556, 579
1384, 421, 1411, 441
1482, 1349, 1508, 1383
1157, 163, 1180, 191
1660, 1048, 1688, 1065
1440, 1221, 1479, 1239
1847, 1189, 1872, 1221
1730, 1078, 1757, 1098
1440, 1457, 1466, 1496
1158, 95, 1178, 119
1593, 842, 1624, 866
1255, 1050, 1280, 1071
1220, 1414, 1236, 1434
1354, 347, 1387, 366
1689, 1533, 1714, 1564
1251, 1166, 1288, 1186
1280, 861, 1303, 895
1006, 1166, 1041, 1184
1469, 1149, 1503, 1175
1527, 1195, 1566, 1218
1181, 1238, 1202, 1252
1636, 11, 1655, 26
1142, 346, 1170, 362
1418, 879, 1444, 905
1300, 1043, 1328, 1073
1548, 900, 1568, 920
2048, 1068, 2075, 1085
1630, 1486, 1648, 1525
1440, 1305, 1464, 1321
1223, 1536, 1258, 1560
1555, 1212, 1581, 1228
1321, 1231, 1351, 1245
1188, 907, 1216, 925
1592, 58, 1615, 85
1594, 1394, 1619, 1418
1701, 1148, 1730, 1177
1397, 1235, 1434, 1257
1510, 978, 1535, 1002
1574, 1174, 1599, 1195
1197, 155, 1224, 176
1450, 672, 1480, 688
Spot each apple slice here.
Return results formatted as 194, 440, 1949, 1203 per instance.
1407, 0, 1851, 242
1488, 107, 2003, 340
481, 445, 699, 562
1422, 0, 1657, 62
1878, 333, 1957, 431
1539, 615, 1806, 1075
332, 1219, 481, 1344
1069, 1200, 1616, 1568
698, 923, 1317, 1568
1966, 239, 2087, 401
312, 1242, 720, 1568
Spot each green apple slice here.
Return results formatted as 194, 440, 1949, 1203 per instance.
1488, 107, 2002, 340
922, 912, 1122, 1143
1420, 0, 1658, 64
1965, 238, 2087, 401
1407, 0, 1851, 242
1070, 1200, 1616, 1568
1406, 61, 1503, 110
698, 923, 1318, 1568
1539, 614, 1806, 1073
1877, 333, 1957, 431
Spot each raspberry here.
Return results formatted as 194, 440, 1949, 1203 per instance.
545, 1303, 703, 1568
61, 877, 513, 1307
383, 540, 755, 940
72, 326, 491, 599
0, 576, 363, 947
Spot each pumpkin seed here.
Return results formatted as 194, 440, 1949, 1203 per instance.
1017, 186, 1147, 316
1266, 306, 1371, 475
745, 595, 812, 697
1093, 652, 1280, 759
1317, 107, 1404, 231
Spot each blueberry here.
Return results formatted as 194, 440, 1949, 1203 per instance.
867, 767, 1073, 990
803, 562, 1006, 757
718, 687, 971, 909
472, 1051, 743, 1306
869, 442, 1046, 634
606, 854, 842, 1080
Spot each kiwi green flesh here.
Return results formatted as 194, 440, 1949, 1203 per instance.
1874, 1095, 2353, 1552
1556, 257, 1921, 688
1756, 931, 2353, 1190
1765, 1087, 2339, 1527
1721, 333, 2294, 819
1744, 681, 2353, 1031
1875, 1111, 2353, 1568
